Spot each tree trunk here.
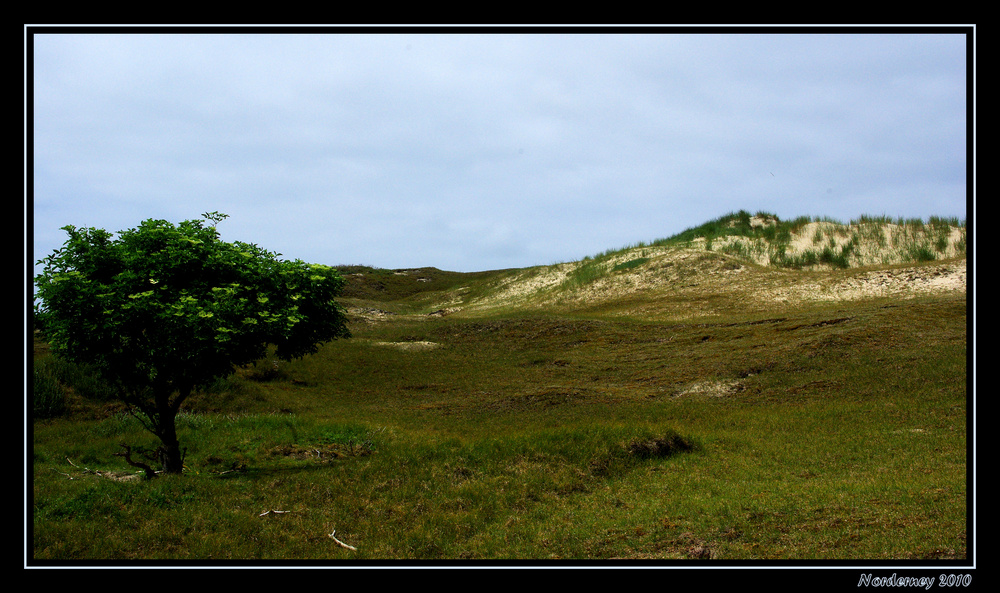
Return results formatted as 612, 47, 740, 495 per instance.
158, 419, 184, 474
154, 385, 190, 474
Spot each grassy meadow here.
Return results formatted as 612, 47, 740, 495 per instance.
29, 212, 970, 563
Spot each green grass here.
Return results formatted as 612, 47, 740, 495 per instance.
29, 213, 969, 563
30, 296, 967, 562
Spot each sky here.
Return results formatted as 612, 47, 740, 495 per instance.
28, 27, 971, 274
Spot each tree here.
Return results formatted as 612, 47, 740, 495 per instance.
33, 212, 351, 474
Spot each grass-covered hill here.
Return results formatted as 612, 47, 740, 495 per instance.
336, 210, 967, 322
32, 210, 969, 562
333, 265, 507, 302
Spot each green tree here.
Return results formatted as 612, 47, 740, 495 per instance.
33, 213, 351, 474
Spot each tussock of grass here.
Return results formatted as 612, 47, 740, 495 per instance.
612, 257, 650, 273
626, 430, 697, 459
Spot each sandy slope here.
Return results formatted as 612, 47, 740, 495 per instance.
458, 219, 967, 318
707, 218, 967, 268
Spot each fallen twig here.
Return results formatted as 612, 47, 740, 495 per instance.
217, 462, 247, 476
66, 457, 98, 475
328, 529, 357, 551
259, 509, 291, 517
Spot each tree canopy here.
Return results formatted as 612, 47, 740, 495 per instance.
33, 213, 351, 474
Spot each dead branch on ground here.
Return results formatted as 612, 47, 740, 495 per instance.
328, 530, 357, 551
258, 509, 291, 517
114, 443, 159, 479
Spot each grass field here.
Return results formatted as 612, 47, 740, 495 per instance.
29, 212, 971, 564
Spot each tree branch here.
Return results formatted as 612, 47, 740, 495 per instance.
114, 443, 159, 479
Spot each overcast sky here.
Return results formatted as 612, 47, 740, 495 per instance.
29, 27, 971, 273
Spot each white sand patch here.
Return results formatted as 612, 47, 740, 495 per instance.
675, 379, 743, 397
370, 341, 441, 351
760, 260, 966, 305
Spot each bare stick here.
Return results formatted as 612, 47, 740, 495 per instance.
258, 509, 291, 517
328, 530, 357, 551
66, 457, 96, 475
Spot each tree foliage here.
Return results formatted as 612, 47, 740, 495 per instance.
33, 213, 351, 473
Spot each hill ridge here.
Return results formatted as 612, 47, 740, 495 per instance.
339, 212, 967, 322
